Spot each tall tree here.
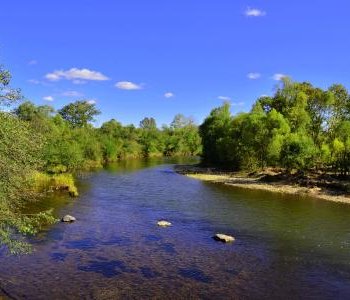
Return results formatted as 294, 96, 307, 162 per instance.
58, 100, 100, 128
139, 117, 157, 130
0, 65, 23, 106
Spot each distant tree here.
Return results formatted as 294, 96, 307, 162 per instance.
0, 65, 23, 106
100, 119, 123, 137
15, 101, 54, 121
139, 117, 157, 130
58, 100, 100, 128
170, 114, 194, 129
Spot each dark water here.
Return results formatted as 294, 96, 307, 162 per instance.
1, 158, 350, 299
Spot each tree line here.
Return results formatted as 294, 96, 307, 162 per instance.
14, 100, 202, 173
200, 78, 350, 175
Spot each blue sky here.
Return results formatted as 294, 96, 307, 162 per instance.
1, 0, 350, 127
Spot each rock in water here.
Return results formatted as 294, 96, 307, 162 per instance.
62, 215, 76, 222
157, 220, 172, 227
214, 233, 235, 243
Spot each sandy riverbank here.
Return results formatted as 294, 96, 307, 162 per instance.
175, 165, 350, 204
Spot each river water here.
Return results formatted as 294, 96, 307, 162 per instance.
1, 158, 350, 299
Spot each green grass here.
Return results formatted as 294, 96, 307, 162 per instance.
31, 172, 79, 197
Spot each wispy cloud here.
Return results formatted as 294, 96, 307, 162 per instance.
45, 68, 109, 82
87, 99, 97, 105
28, 79, 41, 84
247, 72, 261, 80
232, 101, 245, 107
28, 60, 38, 66
218, 96, 231, 101
272, 73, 287, 81
62, 90, 83, 97
245, 7, 266, 17
72, 79, 86, 85
115, 81, 142, 90
164, 92, 174, 98
43, 96, 54, 102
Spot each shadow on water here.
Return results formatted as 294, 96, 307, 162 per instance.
140, 266, 161, 279
178, 267, 212, 283
78, 259, 135, 278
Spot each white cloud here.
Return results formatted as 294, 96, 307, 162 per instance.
43, 96, 54, 102
72, 79, 86, 85
164, 92, 174, 98
218, 96, 231, 101
247, 72, 261, 80
28, 79, 40, 84
87, 99, 97, 105
28, 60, 38, 66
245, 7, 266, 17
62, 90, 83, 97
115, 81, 142, 90
45, 68, 109, 82
272, 73, 287, 81
232, 101, 245, 107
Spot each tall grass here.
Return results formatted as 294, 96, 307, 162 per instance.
31, 172, 78, 197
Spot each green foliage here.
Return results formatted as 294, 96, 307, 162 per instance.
0, 65, 23, 106
200, 78, 350, 174
58, 100, 101, 128
199, 102, 232, 166
32, 172, 78, 197
280, 133, 317, 171
0, 112, 56, 254
139, 117, 157, 130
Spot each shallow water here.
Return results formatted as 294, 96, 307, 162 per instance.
1, 158, 350, 299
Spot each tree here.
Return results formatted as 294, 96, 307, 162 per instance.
279, 133, 317, 171
58, 100, 100, 128
199, 102, 233, 166
139, 117, 157, 130
170, 114, 194, 129
14, 101, 54, 121
0, 67, 55, 254
0, 65, 23, 106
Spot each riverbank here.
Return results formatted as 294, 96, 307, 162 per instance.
175, 165, 350, 204
31, 172, 79, 197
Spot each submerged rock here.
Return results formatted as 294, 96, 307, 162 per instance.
62, 215, 76, 222
157, 220, 172, 227
214, 233, 235, 243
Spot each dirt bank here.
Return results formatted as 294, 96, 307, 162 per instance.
175, 165, 350, 204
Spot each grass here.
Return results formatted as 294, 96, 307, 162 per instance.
31, 172, 79, 197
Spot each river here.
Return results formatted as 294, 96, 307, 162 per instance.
1, 158, 350, 299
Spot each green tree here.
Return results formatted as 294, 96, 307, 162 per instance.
199, 102, 233, 166
280, 133, 317, 171
0, 65, 23, 106
0, 67, 55, 253
139, 117, 157, 130
58, 100, 100, 128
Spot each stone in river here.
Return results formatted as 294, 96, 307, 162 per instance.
157, 220, 172, 227
214, 233, 235, 243
62, 215, 76, 222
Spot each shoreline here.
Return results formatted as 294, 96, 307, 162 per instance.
175, 165, 350, 204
